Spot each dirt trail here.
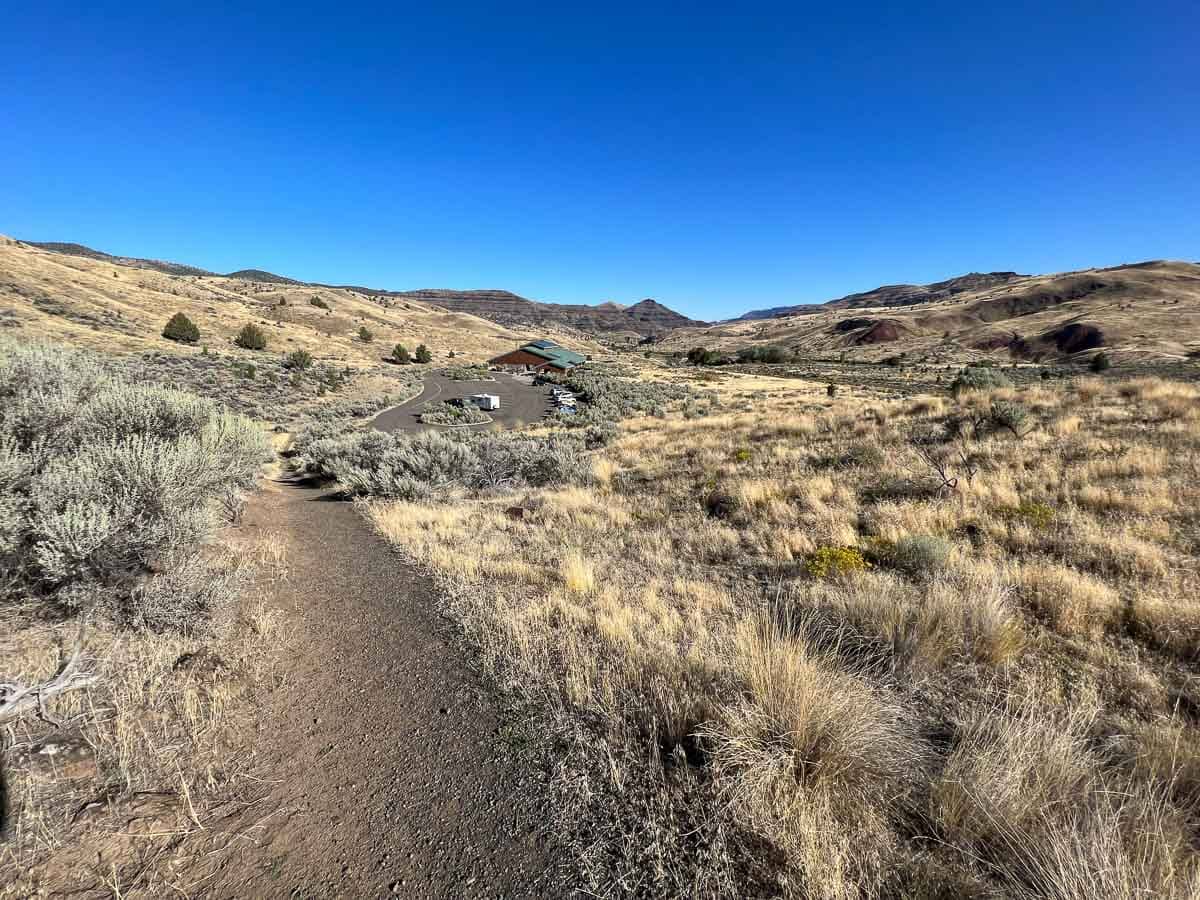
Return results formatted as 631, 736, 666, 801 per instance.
205, 474, 570, 898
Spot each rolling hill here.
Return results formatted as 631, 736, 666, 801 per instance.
0, 236, 596, 366
736, 271, 1025, 320
22, 239, 702, 338
663, 261, 1200, 364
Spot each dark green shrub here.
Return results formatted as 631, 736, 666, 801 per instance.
392, 344, 411, 364
309, 296, 330, 310
686, 347, 723, 366
358, 326, 374, 343
162, 312, 200, 344
736, 345, 791, 364
1090, 352, 1112, 373
415, 344, 433, 363
283, 349, 314, 371
235, 323, 268, 350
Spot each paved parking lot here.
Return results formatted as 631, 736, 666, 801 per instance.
369, 372, 557, 433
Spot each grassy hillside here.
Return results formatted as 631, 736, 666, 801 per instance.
0, 235, 593, 369
664, 261, 1200, 366
0, 236, 605, 426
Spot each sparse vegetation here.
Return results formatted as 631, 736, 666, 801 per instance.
419, 399, 490, 426
367, 364, 1200, 897
444, 363, 490, 380
358, 325, 374, 343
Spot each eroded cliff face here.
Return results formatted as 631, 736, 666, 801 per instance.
398, 291, 702, 336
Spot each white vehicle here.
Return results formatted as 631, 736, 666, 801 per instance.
468, 393, 501, 411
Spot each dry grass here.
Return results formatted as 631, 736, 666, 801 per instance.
653, 260, 1200, 366
0, 235, 597, 370
368, 368, 1200, 896
0, 530, 288, 894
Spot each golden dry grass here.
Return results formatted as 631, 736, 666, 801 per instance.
0, 236, 597, 367
371, 369, 1200, 896
0, 530, 289, 893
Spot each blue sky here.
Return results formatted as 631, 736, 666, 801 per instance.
2, 2, 1197, 320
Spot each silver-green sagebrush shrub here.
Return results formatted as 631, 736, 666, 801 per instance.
951, 365, 1012, 395
1, 338, 269, 630
123, 550, 247, 636
886, 534, 953, 581
302, 427, 592, 499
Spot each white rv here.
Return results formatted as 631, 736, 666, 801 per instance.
469, 393, 501, 411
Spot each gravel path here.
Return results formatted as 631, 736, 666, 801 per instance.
370, 373, 557, 433
206, 474, 571, 898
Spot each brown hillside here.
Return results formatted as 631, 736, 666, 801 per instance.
22, 239, 701, 339
662, 261, 1200, 364
398, 289, 702, 337
0, 236, 594, 366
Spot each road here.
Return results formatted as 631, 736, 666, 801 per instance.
370, 373, 558, 433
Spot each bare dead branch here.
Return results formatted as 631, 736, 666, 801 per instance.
0, 622, 98, 724
915, 445, 958, 493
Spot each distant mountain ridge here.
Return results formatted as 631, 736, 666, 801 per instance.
21, 240, 703, 336
390, 290, 699, 336
24, 241, 216, 278
737, 271, 1025, 320
661, 260, 1200, 365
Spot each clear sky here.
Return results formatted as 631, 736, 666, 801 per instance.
2, 2, 1197, 320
